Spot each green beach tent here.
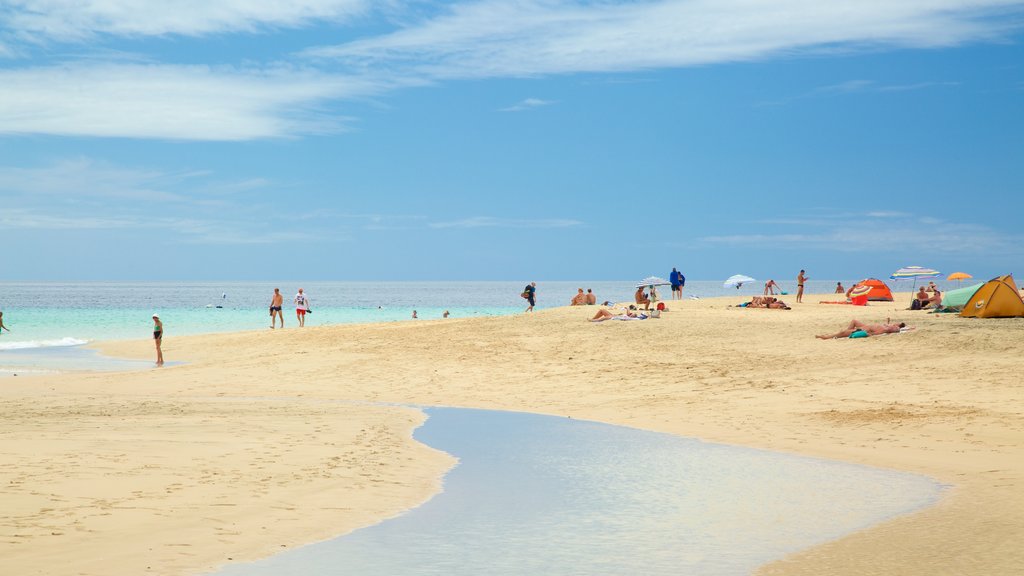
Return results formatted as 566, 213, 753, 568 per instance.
941, 283, 984, 309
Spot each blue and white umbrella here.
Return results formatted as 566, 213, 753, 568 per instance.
890, 266, 940, 300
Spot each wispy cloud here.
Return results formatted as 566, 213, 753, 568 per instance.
3, 1, 1022, 140
307, 0, 1024, 79
2, 0, 372, 41
0, 158, 342, 244
0, 63, 400, 140
430, 216, 582, 229
499, 97, 555, 112
759, 79, 961, 106
699, 211, 1022, 254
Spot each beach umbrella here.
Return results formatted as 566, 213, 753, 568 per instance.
849, 284, 873, 298
636, 276, 671, 302
947, 272, 972, 287
635, 276, 671, 288
890, 266, 940, 301
723, 274, 756, 289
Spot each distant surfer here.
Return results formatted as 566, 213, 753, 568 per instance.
152, 314, 164, 366
269, 288, 284, 329
295, 288, 310, 327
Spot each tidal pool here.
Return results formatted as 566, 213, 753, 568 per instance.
212, 407, 943, 576
0, 344, 164, 376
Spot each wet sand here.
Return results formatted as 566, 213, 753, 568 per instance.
1, 292, 1022, 575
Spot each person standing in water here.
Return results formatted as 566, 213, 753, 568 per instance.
796, 270, 808, 303
0, 311, 10, 334
152, 314, 164, 366
295, 288, 310, 327
269, 288, 284, 329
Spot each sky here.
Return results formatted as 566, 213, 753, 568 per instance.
1, 0, 1022, 282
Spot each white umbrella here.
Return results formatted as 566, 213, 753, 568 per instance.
635, 276, 671, 288
636, 276, 670, 303
723, 274, 756, 289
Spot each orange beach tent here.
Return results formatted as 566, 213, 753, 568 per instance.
851, 278, 894, 302
960, 275, 1024, 318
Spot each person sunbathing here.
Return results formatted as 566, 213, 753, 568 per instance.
590, 308, 645, 322
913, 286, 930, 309
747, 296, 791, 309
634, 287, 651, 310
570, 288, 587, 306
816, 318, 910, 339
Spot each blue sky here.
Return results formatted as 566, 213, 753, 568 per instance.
1, 1, 1022, 282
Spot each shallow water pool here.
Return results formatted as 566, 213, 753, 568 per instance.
210, 407, 943, 576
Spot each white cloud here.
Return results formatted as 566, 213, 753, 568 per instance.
2, 0, 371, 40
499, 97, 555, 112
307, 0, 1024, 79
430, 216, 582, 229
0, 63, 402, 140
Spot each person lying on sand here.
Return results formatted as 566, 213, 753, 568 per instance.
590, 308, 647, 322
746, 296, 791, 309
816, 318, 912, 339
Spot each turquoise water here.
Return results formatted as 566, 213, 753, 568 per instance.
211, 408, 943, 576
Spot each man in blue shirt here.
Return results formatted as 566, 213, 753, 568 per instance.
670, 268, 685, 300
523, 282, 537, 312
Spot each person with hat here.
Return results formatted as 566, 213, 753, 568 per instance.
152, 314, 164, 366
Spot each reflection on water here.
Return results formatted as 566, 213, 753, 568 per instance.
212, 408, 942, 576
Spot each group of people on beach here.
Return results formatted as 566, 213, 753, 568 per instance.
912, 283, 943, 310
570, 288, 597, 306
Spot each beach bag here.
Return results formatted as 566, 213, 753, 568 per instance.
650, 309, 661, 318
910, 300, 922, 310
521, 291, 530, 299
656, 302, 666, 311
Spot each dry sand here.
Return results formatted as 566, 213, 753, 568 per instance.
1, 292, 1022, 575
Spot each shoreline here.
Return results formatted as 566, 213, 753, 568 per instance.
2, 293, 1022, 575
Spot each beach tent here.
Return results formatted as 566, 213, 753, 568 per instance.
960, 275, 1024, 318
851, 278, 894, 301
941, 283, 984, 310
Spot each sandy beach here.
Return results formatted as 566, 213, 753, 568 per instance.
2, 292, 1023, 575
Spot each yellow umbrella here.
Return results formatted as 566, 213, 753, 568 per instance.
947, 272, 972, 287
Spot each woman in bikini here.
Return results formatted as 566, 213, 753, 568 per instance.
152, 314, 164, 366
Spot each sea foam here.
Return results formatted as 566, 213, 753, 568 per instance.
0, 337, 89, 351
